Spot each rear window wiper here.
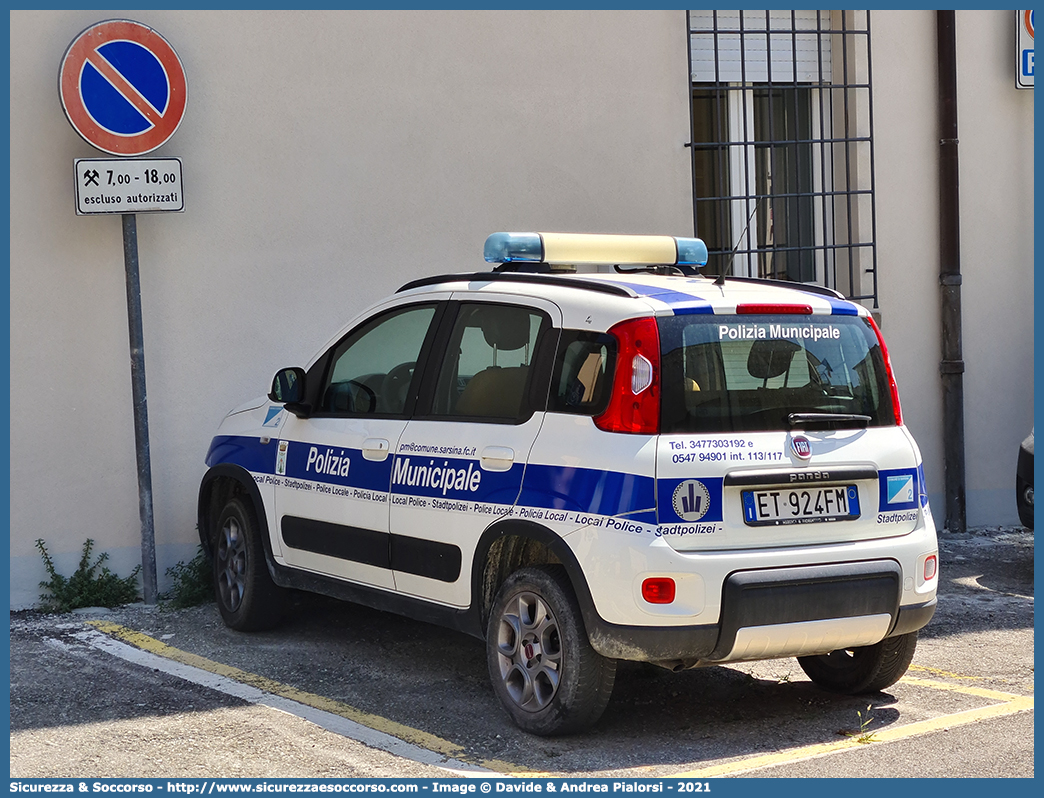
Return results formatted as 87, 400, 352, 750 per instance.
788, 412, 872, 429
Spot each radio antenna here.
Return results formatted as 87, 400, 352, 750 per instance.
716, 197, 762, 286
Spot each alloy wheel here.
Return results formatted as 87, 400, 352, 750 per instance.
494, 591, 563, 712
217, 514, 247, 612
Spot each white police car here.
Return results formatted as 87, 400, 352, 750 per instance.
199, 232, 939, 735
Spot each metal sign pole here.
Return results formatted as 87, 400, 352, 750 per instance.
121, 213, 159, 603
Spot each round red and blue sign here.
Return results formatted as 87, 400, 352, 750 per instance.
59, 20, 187, 157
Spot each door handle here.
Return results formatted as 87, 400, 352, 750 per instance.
480, 446, 515, 472
362, 438, 390, 461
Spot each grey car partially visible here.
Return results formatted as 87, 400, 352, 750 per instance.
1016, 428, 1033, 530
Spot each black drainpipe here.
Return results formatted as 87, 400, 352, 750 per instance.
937, 10, 966, 534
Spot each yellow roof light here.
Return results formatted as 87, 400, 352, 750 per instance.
483, 232, 709, 267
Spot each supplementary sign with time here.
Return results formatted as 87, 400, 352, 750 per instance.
75, 158, 184, 215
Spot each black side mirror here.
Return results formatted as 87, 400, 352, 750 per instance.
270, 367, 311, 417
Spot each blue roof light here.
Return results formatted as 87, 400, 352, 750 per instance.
675, 237, 709, 267
484, 232, 544, 263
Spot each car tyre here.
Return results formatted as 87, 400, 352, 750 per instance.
797, 631, 918, 694
486, 566, 616, 736
213, 496, 285, 631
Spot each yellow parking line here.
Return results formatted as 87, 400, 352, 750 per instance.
88, 621, 535, 776
908, 664, 1035, 693
908, 663, 985, 681
910, 664, 989, 681
90, 621, 1033, 779
667, 674, 1033, 778
898, 675, 1031, 703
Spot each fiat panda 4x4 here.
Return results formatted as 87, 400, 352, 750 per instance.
198, 232, 939, 735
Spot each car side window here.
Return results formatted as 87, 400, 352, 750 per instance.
320, 304, 437, 416
430, 303, 548, 422
549, 331, 616, 415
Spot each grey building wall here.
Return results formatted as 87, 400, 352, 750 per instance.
872, 10, 1034, 527
9, 9, 693, 607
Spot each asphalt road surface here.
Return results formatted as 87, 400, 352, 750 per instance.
10, 526, 1033, 780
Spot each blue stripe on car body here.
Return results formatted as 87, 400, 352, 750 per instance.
208, 434, 656, 520
518, 463, 655, 517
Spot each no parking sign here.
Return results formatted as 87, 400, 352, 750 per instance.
59, 19, 187, 155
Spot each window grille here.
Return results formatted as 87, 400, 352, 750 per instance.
687, 10, 878, 307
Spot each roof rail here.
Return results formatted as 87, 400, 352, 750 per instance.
722, 275, 847, 301
396, 271, 633, 298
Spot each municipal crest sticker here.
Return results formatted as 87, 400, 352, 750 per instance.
672, 480, 711, 522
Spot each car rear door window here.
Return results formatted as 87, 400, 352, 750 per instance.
430, 303, 548, 422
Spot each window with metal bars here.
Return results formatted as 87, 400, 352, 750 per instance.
687, 10, 878, 306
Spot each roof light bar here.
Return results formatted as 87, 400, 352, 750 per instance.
483, 232, 708, 267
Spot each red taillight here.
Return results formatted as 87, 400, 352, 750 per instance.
868, 315, 903, 426
642, 577, 676, 604
736, 303, 812, 315
594, 316, 660, 435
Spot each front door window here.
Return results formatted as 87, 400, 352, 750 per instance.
320, 304, 436, 416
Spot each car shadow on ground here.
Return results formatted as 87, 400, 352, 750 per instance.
203, 595, 948, 774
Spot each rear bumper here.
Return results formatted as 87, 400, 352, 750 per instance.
584, 560, 936, 665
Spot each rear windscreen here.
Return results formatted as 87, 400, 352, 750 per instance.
659, 314, 897, 434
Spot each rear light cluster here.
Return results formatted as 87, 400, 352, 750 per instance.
868, 315, 904, 426
594, 316, 660, 435
641, 577, 676, 604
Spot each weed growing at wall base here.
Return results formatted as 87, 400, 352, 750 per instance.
35, 538, 141, 612
162, 544, 213, 608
